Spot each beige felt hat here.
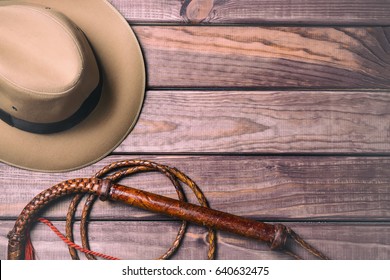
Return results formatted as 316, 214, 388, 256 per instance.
0, 0, 145, 172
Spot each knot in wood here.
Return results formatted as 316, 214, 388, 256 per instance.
182, 0, 214, 23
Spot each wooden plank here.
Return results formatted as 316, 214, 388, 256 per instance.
1, 155, 389, 221
118, 90, 390, 154
110, 0, 390, 25
134, 26, 390, 89
1, 221, 389, 259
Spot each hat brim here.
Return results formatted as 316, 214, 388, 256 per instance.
0, 0, 145, 172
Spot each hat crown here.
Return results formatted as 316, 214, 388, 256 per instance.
0, 4, 99, 124
1, 5, 82, 93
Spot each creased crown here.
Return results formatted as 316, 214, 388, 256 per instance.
0, 4, 99, 123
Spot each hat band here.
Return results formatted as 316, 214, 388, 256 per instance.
0, 78, 103, 134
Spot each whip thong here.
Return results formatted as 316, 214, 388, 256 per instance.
8, 160, 329, 260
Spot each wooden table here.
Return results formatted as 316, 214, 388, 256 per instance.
1, 0, 390, 260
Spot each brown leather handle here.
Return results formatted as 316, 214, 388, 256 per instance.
109, 182, 288, 249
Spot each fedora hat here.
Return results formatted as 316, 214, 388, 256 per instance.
0, 0, 145, 172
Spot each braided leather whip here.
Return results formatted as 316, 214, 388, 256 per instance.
8, 160, 329, 260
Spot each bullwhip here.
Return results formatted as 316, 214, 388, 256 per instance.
8, 160, 329, 260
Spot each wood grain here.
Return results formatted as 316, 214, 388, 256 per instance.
110, 0, 390, 25
1, 155, 389, 221
134, 26, 390, 88
118, 90, 390, 154
1, 221, 389, 259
